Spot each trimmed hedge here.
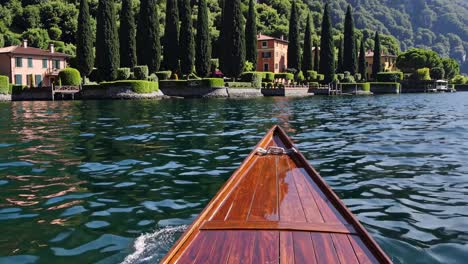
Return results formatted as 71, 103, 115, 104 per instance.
416, 68, 431, 81
306, 71, 318, 81
117, 68, 131, 80
341, 82, 370, 92
274, 73, 294, 80
202, 78, 224, 87
58, 68, 81, 85
101, 80, 159, 94
226, 82, 253, 88
0, 75, 9, 94
155, 71, 172, 80
240, 72, 263, 88
336, 74, 345, 81
133, 66, 149, 80
376, 72, 403, 82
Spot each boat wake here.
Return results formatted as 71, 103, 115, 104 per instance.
121, 225, 187, 264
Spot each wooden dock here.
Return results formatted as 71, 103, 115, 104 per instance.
52, 85, 81, 100
161, 126, 391, 263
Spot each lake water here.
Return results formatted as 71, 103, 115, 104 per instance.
0, 94, 467, 264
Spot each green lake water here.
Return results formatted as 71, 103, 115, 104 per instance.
0, 94, 467, 264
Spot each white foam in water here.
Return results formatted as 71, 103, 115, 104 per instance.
122, 225, 187, 264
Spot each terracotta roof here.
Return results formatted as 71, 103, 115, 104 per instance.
257, 34, 288, 43
0, 45, 70, 58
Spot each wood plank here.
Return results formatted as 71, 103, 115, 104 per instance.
226, 231, 256, 264
293, 232, 318, 264
291, 165, 325, 223
280, 231, 295, 264
278, 156, 307, 222
201, 221, 356, 235
192, 231, 226, 264
225, 157, 267, 221
348, 235, 380, 264
176, 232, 209, 263
251, 231, 279, 264
310, 233, 341, 264
331, 234, 360, 264
248, 155, 279, 221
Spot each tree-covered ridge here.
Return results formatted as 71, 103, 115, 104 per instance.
0, 0, 466, 73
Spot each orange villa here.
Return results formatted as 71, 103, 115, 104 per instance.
257, 34, 288, 73
365, 51, 398, 80
0, 40, 69, 87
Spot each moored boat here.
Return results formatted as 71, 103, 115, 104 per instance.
161, 125, 392, 263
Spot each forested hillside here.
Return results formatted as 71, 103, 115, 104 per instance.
0, 0, 466, 73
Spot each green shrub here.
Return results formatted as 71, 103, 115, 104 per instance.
117, 68, 131, 80
226, 82, 253, 88
296, 71, 305, 83
342, 72, 355, 83
354, 73, 362, 82
240, 72, 263, 88
317, 74, 325, 81
451, 75, 467, 84
376, 72, 403, 82
210, 59, 219, 72
89, 69, 100, 82
274, 73, 294, 80
336, 74, 345, 81
263, 72, 275, 82
101, 80, 159, 94
416, 68, 431, 81
342, 82, 370, 92
155, 71, 172, 80
58, 68, 81, 85
148, 73, 158, 82
133, 66, 149, 80
266, 82, 274, 89
0, 75, 9, 94
430, 67, 445, 80
244, 61, 254, 72
306, 71, 318, 81
202, 78, 224, 87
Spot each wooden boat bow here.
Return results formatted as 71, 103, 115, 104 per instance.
161, 125, 392, 263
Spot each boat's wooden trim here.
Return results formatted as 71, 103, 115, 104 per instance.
159, 126, 277, 264
274, 126, 392, 263
200, 221, 357, 234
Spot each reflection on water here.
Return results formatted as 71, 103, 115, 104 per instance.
0, 94, 467, 263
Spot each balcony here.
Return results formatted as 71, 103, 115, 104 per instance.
46, 68, 60, 76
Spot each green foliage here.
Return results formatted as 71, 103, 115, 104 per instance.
314, 42, 320, 72
336, 37, 343, 73
95, 0, 119, 81
101, 80, 158, 93
430, 67, 445, 80
48, 27, 62, 40
287, 1, 300, 70
416, 68, 431, 80
376, 72, 403, 82
240, 71, 263, 88
0, 75, 9, 94
202, 78, 224, 87
372, 32, 382, 79
133, 65, 149, 80
119, 0, 137, 68
355, 73, 362, 82
137, 0, 161, 73
451, 75, 467, 84
275, 73, 294, 81
225, 82, 253, 88
302, 13, 314, 72
58, 68, 81, 85
396, 48, 443, 73
195, 0, 211, 78
75, 0, 94, 78
342, 71, 355, 83
306, 71, 318, 81
343, 5, 357, 75
221, 0, 245, 78
21, 28, 50, 49
358, 39, 366, 81
245, 0, 258, 69
442, 58, 460, 79
341, 82, 370, 92
179, 0, 195, 75
162, 0, 179, 72
244, 61, 254, 72
296, 71, 305, 83
117, 68, 131, 80
319, 4, 335, 83
263, 72, 275, 82
155, 71, 172, 81
336, 74, 344, 81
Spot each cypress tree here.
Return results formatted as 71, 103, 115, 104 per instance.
372, 31, 382, 79
343, 5, 357, 74
358, 38, 366, 81
75, 0, 94, 81
319, 4, 335, 83
196, 0, 211, 77
95, 0, 119, 81
245, 0, 257, 69
287, 0, 300, 70
119, 0, 137, 68
218, 0, 225, 72
337, 37, 343, 73
162, 0, 179, 72
136, 0, 161, 72
314, 41, 319, 72
302, 12, 314, 72
179, 0, 195, 76
221, 0, 245, 78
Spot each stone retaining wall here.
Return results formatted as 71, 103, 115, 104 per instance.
160, 86, 228, 98
227, 88, 263, 98
262, 88, 313, 97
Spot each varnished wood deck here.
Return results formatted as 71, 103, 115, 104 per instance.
161, 126, 392, 264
